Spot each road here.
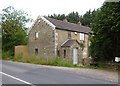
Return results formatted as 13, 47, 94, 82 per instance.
1, 60, 118, 85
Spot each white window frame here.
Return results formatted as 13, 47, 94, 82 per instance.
80, 33, 84, 40
35, 32, 39, 39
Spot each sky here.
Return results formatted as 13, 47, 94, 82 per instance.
0, 0, 105, 20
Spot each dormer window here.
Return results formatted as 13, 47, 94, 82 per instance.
80, 33, 84, 40
35, 32, 39, 39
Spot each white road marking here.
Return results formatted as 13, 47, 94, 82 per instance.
0, 72, 32, 84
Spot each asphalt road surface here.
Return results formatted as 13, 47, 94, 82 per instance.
1, 60, 118, 85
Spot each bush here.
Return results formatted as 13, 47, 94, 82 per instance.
2, 51, 13, 60
97, 62, 118, 70
46, 58, 76, 67
3, 54, 118, 71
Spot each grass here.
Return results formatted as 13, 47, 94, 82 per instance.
12, 56, 77, 67
2, 52, 119, 71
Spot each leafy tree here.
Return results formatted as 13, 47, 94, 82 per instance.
66, 12, 80, 23
1, 6, 31, 56
48, 14, 66, 20
48, 11, 97, 26
48, 12, 81, 24
90, 2, 120, 62
80, 9, 97, 27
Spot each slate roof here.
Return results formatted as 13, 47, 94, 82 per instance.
61, 39, 80, 47
44, 17, 91, 34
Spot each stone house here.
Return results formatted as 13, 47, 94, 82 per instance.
28, 16, 91, 65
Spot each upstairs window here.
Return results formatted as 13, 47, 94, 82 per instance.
35, 32, 39, 39
68, 32, 71, 39
80, 33, 84, 40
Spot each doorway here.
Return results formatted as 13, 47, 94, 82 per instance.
73, 48, 78, 64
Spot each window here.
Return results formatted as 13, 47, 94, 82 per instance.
64, 49, 66, 58
38, 20, 41, 23
35, 48, 38, 55
68, 32, 71, 39
35, 32, 39, 39
80, 33, 84, 40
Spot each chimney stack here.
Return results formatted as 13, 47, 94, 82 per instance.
63, 19, 68, 22
77, 21, 81, 26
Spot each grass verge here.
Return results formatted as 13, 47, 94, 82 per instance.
2, 55, 119, 71
12, 56, 77, 67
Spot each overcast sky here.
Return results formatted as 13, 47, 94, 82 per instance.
0, 0, 105, 20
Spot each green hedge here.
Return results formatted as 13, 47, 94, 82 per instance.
2, 51, 13, 60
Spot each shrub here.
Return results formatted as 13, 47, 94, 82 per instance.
13, 56, 76, 67
46, 58, 76, 67
2, 51, 13, 60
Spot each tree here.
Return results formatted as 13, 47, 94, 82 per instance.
48, 12, 81, 23
66, 12, 80, 23
1, 6, 31, 56
90, 2, 120, 62
48, 14, 66, 20
80, 9, 97, 27
48, 11, 97, 26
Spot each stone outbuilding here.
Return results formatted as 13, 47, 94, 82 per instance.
15, 45, 28, 58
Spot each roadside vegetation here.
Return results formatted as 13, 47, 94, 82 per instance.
4, 56, 77, 67
3, 55, 119, 71
1, 6, 31, 58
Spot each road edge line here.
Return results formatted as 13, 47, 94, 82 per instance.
0, 72, 32, 84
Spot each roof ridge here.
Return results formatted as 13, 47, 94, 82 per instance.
45, 16, 80, 26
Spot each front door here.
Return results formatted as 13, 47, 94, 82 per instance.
73, 48, 78, 64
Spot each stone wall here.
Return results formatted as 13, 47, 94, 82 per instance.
59, 40, 83, 65
28, 18, 55, 59
56, 29, 80, 48
15, 45, 28, 58
82, 34, 90, 65
56, 29, 89, 57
